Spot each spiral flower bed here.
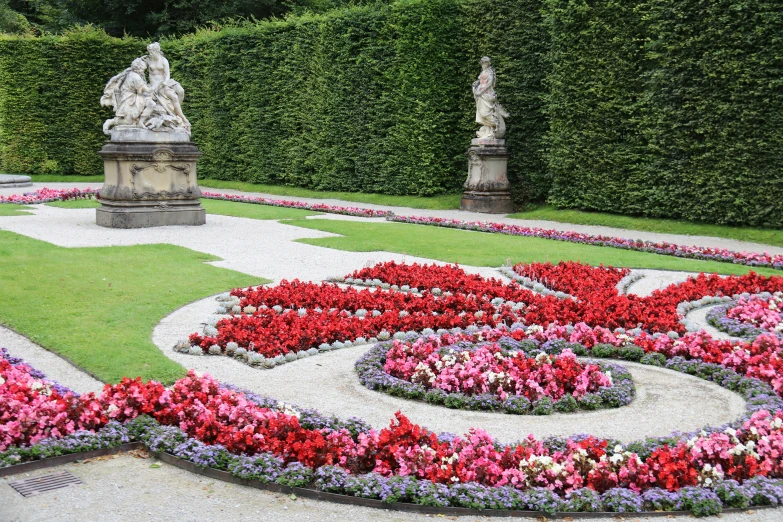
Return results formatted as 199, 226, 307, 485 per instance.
356, 330, 634, 415
185, 262, 783, 397
707, 293, 783, 340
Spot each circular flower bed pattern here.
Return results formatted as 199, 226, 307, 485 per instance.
8, 260, 783, 517
356, 329, 635, 415
707, 292, 783, 340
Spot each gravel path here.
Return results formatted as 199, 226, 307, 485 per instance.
5, 180, 783, 255
0, 205, 502, 284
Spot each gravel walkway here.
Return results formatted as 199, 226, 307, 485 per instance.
4, 180, 782, 254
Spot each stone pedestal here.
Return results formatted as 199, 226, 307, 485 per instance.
0, 174, 32, 188
96, 137, 205, 229
460, 138, 513, 214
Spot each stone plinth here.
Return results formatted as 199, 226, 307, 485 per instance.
0, 174, 32, 188
96, 140, 205, 229
460, 139, 513, 214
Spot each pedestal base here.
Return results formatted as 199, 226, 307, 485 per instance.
0, 174, 32, 188
96, 200, 206, 228
97, 140, 205, 229
460, 141, 513, 214
460, 190, 514, 214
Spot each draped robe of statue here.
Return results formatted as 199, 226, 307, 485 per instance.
473, 64, 509, 140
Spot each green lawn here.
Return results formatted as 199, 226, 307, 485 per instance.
0, 231, 262, 384
46, 197, 320, 219
0, 204, 32, 216
27, 174, 104, 183
511, 205, 783, 248
287, 219, 780, 276
47, 199, 101, 209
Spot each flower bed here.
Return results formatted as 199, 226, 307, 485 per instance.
186, 262, 783, 396
356, 330, 634, 415
707, 293, 783, 340
388, 214, 783, 270
0, 187, 98, 205
3, 348, 783, 516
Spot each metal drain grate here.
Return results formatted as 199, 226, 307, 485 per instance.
8, 471, 83, 497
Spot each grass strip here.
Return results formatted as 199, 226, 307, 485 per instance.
288, 219, 780, 276
0, 204, 32, 216
0, 231, 261, 384
511, 205, 783, 248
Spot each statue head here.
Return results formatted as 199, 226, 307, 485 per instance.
147, 42, 162, 57
480, 56, 492, 68
131, 58, 147, 72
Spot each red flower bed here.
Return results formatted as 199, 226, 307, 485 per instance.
5, 351, 783, 496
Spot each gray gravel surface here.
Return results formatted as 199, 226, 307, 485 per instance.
0, 205, 502, 284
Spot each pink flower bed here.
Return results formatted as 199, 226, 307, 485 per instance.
727, 294, 783, 333
4, 348, 783, 498
384, 334, 611, 402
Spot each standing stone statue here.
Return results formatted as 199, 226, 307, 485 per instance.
96, 43, 205, 228
473, 56, 510, 140
461, 56, 513, 214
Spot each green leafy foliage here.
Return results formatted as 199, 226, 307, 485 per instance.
544, 0, 783, 227
1, 0, 781, 226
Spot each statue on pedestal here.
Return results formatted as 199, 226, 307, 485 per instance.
472, 56, 510, 140
461, 56, 514, 214
97, 43, 205, 229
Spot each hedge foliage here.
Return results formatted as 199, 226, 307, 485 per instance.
545, 0, 783, 227
0, 0, 781, 226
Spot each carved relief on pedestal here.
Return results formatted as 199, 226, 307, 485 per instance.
129, 149, 194, 200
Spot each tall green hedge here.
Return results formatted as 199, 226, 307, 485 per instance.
545, 0, 783, 227
0, 28, 138, 175
1, 0, 781, 226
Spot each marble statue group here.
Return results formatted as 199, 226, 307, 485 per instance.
101, 42, 191, 135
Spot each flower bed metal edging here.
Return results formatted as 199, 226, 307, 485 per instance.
0, 442, 144, 478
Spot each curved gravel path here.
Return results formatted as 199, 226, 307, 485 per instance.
152, 293, 747, 444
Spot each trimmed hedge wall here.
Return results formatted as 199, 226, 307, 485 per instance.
545, 0, 783, 227
0, 29, 138, 176
0, 0, 551, 201
0, 0, 781, 226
